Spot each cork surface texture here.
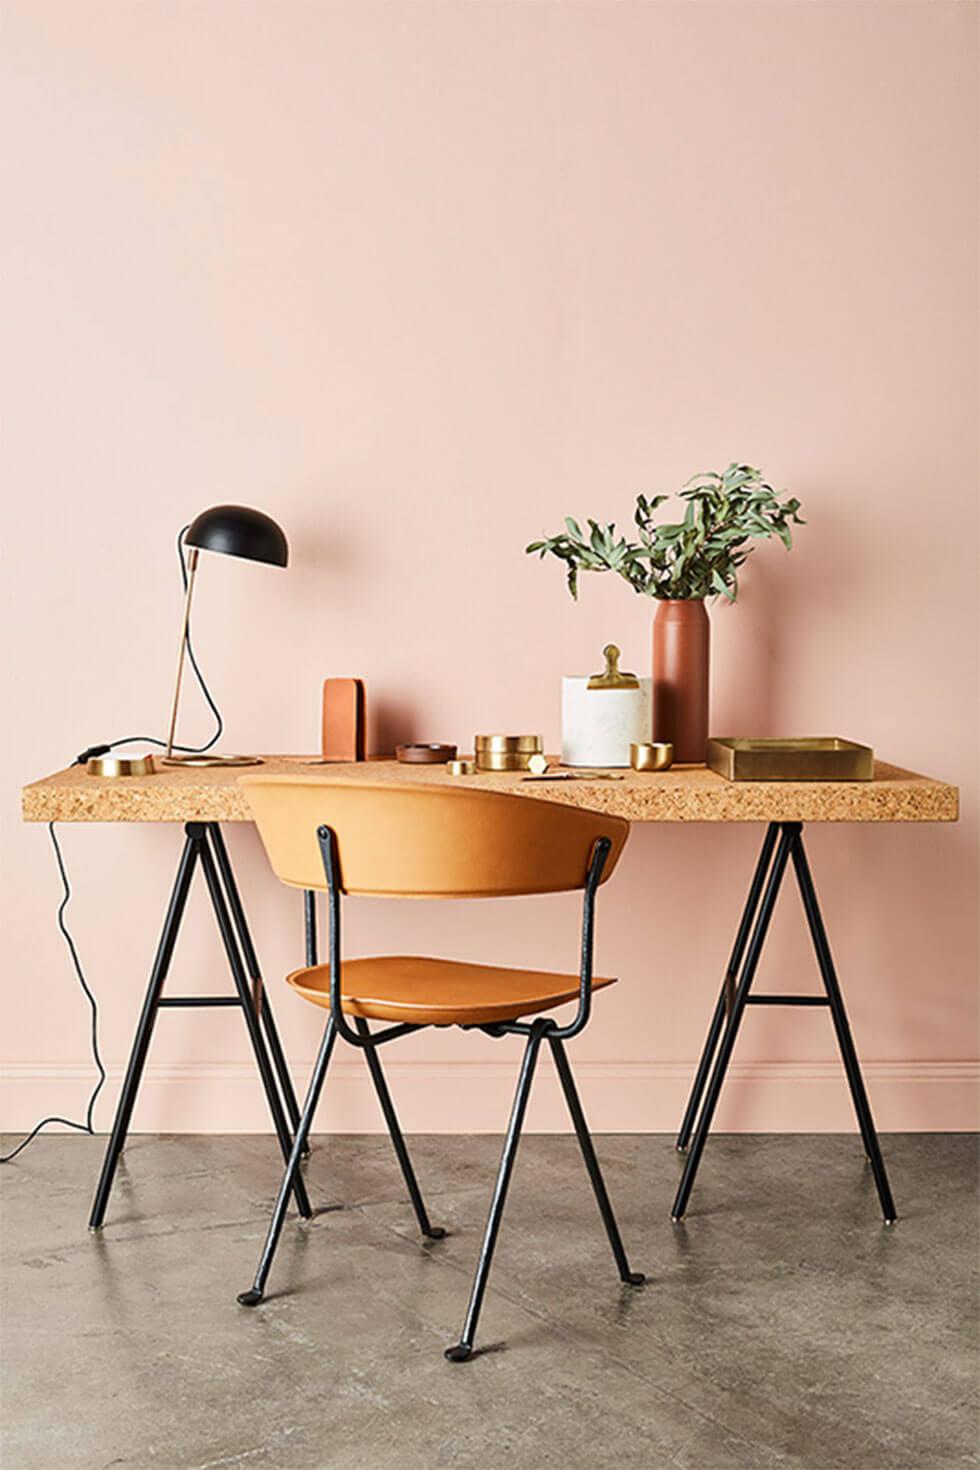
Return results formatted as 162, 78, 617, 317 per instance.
21, 755, 959, 824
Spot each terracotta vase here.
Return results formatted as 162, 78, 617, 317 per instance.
652, 599, 710, 764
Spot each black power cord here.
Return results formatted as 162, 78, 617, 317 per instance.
1, 528, 224, 1165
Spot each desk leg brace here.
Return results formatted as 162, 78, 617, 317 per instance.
672, 822, 897, 1225
88, 823, 309, 1230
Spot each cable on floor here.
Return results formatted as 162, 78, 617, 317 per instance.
1, 526, 224, 1163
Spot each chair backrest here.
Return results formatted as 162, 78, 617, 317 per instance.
240, 776, 629, 898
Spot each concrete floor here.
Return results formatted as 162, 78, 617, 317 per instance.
1, 1133, 977, 1470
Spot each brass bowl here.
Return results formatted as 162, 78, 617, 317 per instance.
630, 742, 674, 772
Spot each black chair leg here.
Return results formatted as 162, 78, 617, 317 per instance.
354, 1018, 445, 1241
238, 1017, 337, 1307
548, 1035, 644, 1285
445, 1022, 546, 1363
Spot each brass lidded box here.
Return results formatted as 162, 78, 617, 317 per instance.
474, 734, 544, 772
707, 737, 874, 782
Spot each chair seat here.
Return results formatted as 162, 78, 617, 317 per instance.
285, 955, 616, 1027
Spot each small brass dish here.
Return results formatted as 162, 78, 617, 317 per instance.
631, 742, 674, 772
87, 753, 156, 778
707, 737, 874, 782
446, 759, 477, 776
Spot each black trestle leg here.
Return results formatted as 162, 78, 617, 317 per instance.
445, 1022, 547, 1363
88, 833, 200, 1231
239, 1017, 338, 1306
789, 833, 897, 1223
207, 826, 308, 1155
671, 826, 796, 1222
548, 1035, 644, 1285
197, 840, 313, 1219
676, 823, 780, 1152
354, 1017, 445, 1240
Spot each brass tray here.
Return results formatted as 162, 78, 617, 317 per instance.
707, 737, 874, 782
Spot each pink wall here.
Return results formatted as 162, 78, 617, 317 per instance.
2, 0, 977, 1135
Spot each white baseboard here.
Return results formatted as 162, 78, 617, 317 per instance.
2, 1059, 977, 1133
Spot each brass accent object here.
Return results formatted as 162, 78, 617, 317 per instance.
707, 737, 874, 782
522, 771, 624, 783
159, 754, 263, 768
396, 743, 457, 764
446, 759, 477, 776
587, 644, 640, 691
474, 734, 544, 772
87, 753, 156, 778
630, 742, 674, 772
165, 545, 199, 759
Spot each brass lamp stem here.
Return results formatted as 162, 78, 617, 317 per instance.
165, 546, 200, 759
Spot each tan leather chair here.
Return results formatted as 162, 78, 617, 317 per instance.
236, 776, 643, 1361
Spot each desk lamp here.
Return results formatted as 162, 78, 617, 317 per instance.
162, 505, 288, 767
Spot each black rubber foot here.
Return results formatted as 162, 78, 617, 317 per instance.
425, 1226, 447, 1240
237, 1289, 264, 1307
444, 1343, 473, 1363
622, 1271, 646, 1286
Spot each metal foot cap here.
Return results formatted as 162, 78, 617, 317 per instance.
426, 1226, 447, 1240
671, 1214, 685, 1224
237, 1289, 264, 1307
623, 1271, 646, 1286
444, 1343, 472, 1363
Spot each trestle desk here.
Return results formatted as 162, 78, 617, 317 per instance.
22, 756, 958, 1226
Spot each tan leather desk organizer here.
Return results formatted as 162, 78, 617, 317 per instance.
322, 678, 366, 762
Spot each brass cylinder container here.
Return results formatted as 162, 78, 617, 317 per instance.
474, 733, 544, 772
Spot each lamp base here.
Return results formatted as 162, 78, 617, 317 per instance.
159, 754, 265, 768
87, 753, 156, 778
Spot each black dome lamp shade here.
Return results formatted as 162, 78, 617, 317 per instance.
164, 505, 289, 764
184, 504, 289, 568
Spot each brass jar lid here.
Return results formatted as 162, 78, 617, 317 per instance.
474, 733, 543, 753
